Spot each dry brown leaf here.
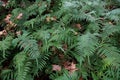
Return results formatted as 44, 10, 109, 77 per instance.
2, 30, 7, 36
46, 16, 51, 22
4, 14, 16, 26
16, 13, 23, 19
52, 64, 61, 71
75, 23, 82, 30
2, 3, 6, 7
4, 14, 18, 30
74, 32, 78, 35
0, 31, 3, 36
79, 77, 83, 80
62, 44, 68, 51
109, 22, 113, 25
37, 40, 42, 47
51, 16, 57, 21
64, 61, 78, 73
1, 0, 8, 3
59, 53, 64, 59
1, 0, 8, 7
16, 31, 22, 36
4, 14, 11, 24
0, 30, 7, 36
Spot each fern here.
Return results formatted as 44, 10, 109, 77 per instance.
76, 33, 98, 56
0, 36, 13, 58
0, 0, 120, 80
101, 23, 120, 41
1, 69, 15, 80
12, 32, 41, 59
50, 70, 80, 80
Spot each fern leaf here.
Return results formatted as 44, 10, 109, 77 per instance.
0, 36, 13, 58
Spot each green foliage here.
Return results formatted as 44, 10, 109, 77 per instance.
0, 0, 120, 80
50, 70, 80, 80
13, 33, 41, 59
0, 36, 13, 58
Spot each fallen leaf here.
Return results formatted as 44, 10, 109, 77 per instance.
16, 13, 23, 19
0, 31, 3, 36
1, 0, 8, 6
1, 0, 8, 3
4, 14, 11, 24
74, 32, 78, 35
109, 22, 113, 25
75, 23, 82, 30
64, 61, 78, 73
51, 16, 57, 21
79, 77, 83, 80
16, 31, 22, 36
0, 30, 7, 36
46, 16, 51, 22
52, 64, 61, 71
2, 30, 7, 36
62, 44, 68, 51
59, 53, 64, 59
37, 40, 42, 46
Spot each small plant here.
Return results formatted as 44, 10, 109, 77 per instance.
0, 0, 120, 80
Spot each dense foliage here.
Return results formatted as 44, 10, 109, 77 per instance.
0, 0, 120, 80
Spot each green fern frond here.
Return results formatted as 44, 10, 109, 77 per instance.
101, 23, 120, 40
1, 69, 15, 80
13, 51, 31, 80
105, 9, 120, 22
12, 33, 40, 59
98, 44, 120, 67
76, 32, 98, 56
50, 70, 79, 80
50, 28, 77, 46
0, 36, 13, 58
